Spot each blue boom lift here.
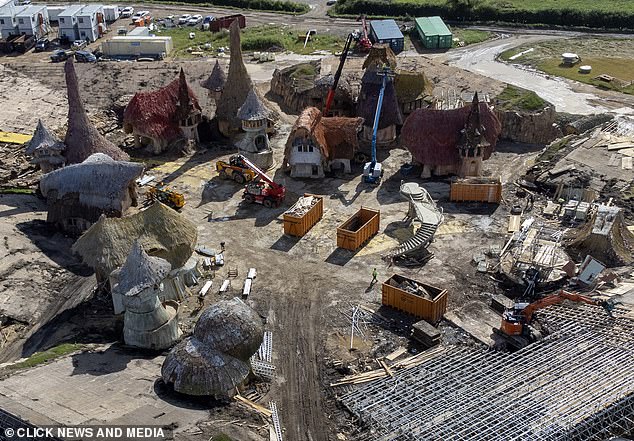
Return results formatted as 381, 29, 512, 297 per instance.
362, 66, 392, 184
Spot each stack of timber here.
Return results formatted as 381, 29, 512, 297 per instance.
450, 176, 502, 203
337, 207, 380, 251
283, 193, 324, 237
382, 274, 448, 323
490, 293, 513, 314
411, 319, 441, 348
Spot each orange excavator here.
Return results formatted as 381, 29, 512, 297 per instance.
498, 290, 615, 348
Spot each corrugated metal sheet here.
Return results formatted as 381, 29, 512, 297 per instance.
370, 19, 403, 41
415, 16, 452, 37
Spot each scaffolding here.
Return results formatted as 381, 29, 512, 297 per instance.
337, 303, 634, 440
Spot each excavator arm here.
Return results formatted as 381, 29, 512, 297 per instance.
323, 33, 353, 116
523, 291, 602, 323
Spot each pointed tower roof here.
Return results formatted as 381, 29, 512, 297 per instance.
237, 88, 270, 121
175, 68, 199, 122
115, 241, 172, 297
25, 119, 65, 156
201, 60, 226, 92
215, 20, 253, 132
460, 92, 488, 149
64, 59, 129, 164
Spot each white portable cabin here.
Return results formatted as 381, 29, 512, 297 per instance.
102, 35, 172, 58
57, 4, 83, 42
77, 4, 104, 42
102, 5, 119, 22
0, 4, 22, 39
15, 5, 48, 38
46, 6, 67, 23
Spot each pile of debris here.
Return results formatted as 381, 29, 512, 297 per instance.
284, 195, 318, 217
387, 277, 432, 300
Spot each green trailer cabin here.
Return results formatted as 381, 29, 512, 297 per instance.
415, 16, 452, 49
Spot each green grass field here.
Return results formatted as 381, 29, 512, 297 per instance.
159, 25, 345, 58
501, 38, 634, 95
6, 343, 86, 371
451, 29, 492, 47
495, 85, 547, 112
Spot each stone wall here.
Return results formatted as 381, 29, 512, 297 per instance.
495, 106, 561, 145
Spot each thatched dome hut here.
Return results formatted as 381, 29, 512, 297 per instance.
25, 119, 66, 173
39, 153, 143, 235
114, 241, 182, 350
161, 298, 264, 400
201, 59, 226, 101
124, 69, 202, 155
72, 202, 197, 284
64, 59, 129, 164
215, 20, 252, 137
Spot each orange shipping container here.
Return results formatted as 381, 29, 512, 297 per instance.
336, 207, 380, 251
450, 177, 502, 203
382, 274, 448, 323
283, 194, 324, 237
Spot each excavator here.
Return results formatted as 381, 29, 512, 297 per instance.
219, 154, 285, 208
362, 66, 392, 185
145, 184, 185, 210
498, 290, 616, 349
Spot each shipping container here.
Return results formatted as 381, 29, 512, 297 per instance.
210, 14, 245, 32
101, 35, 173, 58
336, 207, 380, 251
103, 5, 120, 22
382, 274, 448, 323
283, 193, 324, 238
415, 16, 452, 49
450, 177, 502, 203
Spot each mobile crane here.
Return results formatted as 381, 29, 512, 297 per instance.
362, 66, 392, 185
323, 33, 353, 116
498, 290, 615, 349
354, 15, 372, 52
233, 154, 286, 208
216, 155, 257, 184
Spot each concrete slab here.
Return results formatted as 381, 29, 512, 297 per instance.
444, 300, 501, 345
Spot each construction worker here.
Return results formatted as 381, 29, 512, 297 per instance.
197, 292, 205, 308
371, 268, 378, 285
220, 242, 226, 253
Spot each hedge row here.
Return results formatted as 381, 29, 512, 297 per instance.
334, 0, 634, 29
174, 0, 308, 13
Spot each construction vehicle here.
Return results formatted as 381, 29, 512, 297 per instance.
353, 15, 372, 52
216, 155, 257, 184
362, 66, 392, 185
145, 184, 185, 210
323, 33, 353, 116
498, 290, 615, 348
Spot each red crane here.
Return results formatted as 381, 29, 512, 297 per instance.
357, 15, 372, 52
236, 155, 286, 208
323, 33, 353, 116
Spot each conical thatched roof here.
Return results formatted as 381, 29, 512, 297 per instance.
64, 59, 129, 164
201, 60, 226, 92
25, 119, 65, 156
358, 71, 403, 129
161, 338, 250, 399
39, 153, 143, 211
72, 202, 197, 278
161, 297, 263, 399
215, 20, 252, 133
237, 88, 270, 121
193, 297, 264, 360
116, 241, 171, 297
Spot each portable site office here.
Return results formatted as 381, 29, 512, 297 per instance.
415, 16, 452, 49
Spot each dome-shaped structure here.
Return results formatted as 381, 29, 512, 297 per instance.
161, 297, 264, 400
193, 298, 264, 360
161, 339, 250, 399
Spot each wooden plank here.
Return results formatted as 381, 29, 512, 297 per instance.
234, 395, 273, 418
378, 359, 393, 377
508, 215, 521, 233
607, 143, 634, 151
199, 281, 213, 296
385, 346, 407, 362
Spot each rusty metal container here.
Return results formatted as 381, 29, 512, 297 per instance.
336, 207, 380, 251
382, 274, 448, 323
283, 194, 324, 238
450, 177, 502, 203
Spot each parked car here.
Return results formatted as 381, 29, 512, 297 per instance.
202, 15, 215, 24
131, 10, 150, 22
34, 38, 50, 52
188, 15, 203, 26
178, 14, 192, 25
50, 49, 71, 62
75, 50, 97, 63
326, 0, 337, 4
120, 6, 134, 18
71, 39, 87, 50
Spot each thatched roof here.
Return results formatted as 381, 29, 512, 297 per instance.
39, 153, 143, 211
115, 241, 171, 297
215, 20, 252, 132
358, 71, 403, 129
201, 60, 226, 92
25, 119, 65, 156
64, 59, 129, 164
394, 69, 433, 104
401, 102, 501, 166
161, 297, 263, 399
124, 69, 201, 143
237, 88, 270, 121
362, 44, 397, 71
72, 202, 197, 278
161, 339, 250, 399
284, 107, 363, 163
565, 206, 634, 267
193, 297, 264, 360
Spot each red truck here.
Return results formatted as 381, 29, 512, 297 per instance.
210, 14, 246, 32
